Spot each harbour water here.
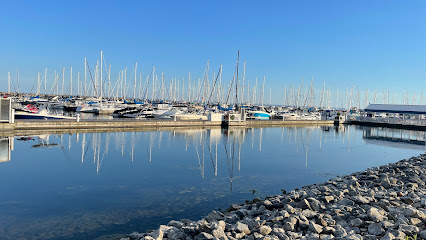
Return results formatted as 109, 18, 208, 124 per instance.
0, 125, 424, 240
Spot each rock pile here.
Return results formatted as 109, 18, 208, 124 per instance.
121, 154, 426, 240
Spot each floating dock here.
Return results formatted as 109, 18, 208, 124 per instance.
0, 119, 334, 133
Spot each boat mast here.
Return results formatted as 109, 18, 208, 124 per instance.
242, 61, 246, 104
8, 72, 10, 94
235, 50, 239, 107
107, 64, 111, 98
78, 72, 80, 96
44, 68, 47, 95
84, 57, 87, 96
16, 67, 20, 94
100, 51, 103, 101
134, 62, 137, 99
37, 72, 40, 95
151, 66, 155, 102
188, 72, 191, 102
262, 76, 265, 106
62, 67, 65, 96
70, 67, 73, 96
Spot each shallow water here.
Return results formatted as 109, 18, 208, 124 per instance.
0, 125, 424, 239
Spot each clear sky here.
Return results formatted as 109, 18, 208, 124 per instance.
1, 0, 425, 106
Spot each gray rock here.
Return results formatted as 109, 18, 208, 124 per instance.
169, 230, 188, 240
323, 196, 334, 203
197, 220, 211, 233
194, 232, 215, 240
398, 224, 419, 234
368, 223, 384, 236
319, 234, 334, 240
389, 230, 406, 239
283, 217, 297, 231
301, 209, 317, 219
298, 217, 310, 230
224, 214, 239, 224
259, 225, 272, 236
211, 226, 226, 240
349, 218, 363, 227
380, 232, 394, 240
368, 207, 385, 223
333, 225, 347, 238
346, 233, 363, 240
271, 228, 289, 240
402, 208, 416, 217
182, 226, 198, 236
152, 225, 172, 240
420, 230, 426, 239
308, 221, 323, 234
380, 176, 392, 189
235, 222, 250, 235
205, 211, 224, 222
338, 198, 355, 206
318, 186, 331, 192
323, 226, 335, 234
306, 197, 324, 211
168, 220, 185, 228
298, 199, 312, 210
253, 232, 264, 239
181, 219, 193, 225
363, 235, 378, 240
353, 196, 370, 204
401, 197, 414, 205
284, 204, 296, 214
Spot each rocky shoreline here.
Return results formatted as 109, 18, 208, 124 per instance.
121, 154, 426, 240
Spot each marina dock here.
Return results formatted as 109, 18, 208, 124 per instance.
0, 119, 334, 133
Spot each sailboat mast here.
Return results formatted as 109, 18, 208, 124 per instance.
134, 62, 137, 99
100, 51, 103, 100
62, 67, 65, 95
152, 66, 155, 102
8, 72, 10, 94
235, 50, 239, 106
44, 68, 47, 95
84, 57, 87, 97
108, 65, 111, 98
262, 76, 265, 106
37, 72, 40, 95
70, 67, 73, 96
78, 72, 80, 96
188, 72, 191, 102
242, 61, 246, 104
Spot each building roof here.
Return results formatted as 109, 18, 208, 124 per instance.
365, 104, 426, 115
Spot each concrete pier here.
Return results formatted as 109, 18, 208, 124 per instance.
0, 119, 334, 133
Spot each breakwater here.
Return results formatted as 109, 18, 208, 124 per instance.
122, 154, 426, 240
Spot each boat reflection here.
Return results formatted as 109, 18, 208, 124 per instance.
4, 125, 426, 175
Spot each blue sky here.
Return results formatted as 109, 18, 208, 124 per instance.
1, 1, 425, 105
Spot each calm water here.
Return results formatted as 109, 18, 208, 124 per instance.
0, 125, 424, 240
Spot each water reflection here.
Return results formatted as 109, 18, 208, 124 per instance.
362, 126, 426, 150
0, 126, 424, 240
0, 136, 13, 162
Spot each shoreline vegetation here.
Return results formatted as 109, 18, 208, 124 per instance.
120, 154, 426, 240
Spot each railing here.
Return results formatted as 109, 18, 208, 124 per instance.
355, 116, 426, 126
